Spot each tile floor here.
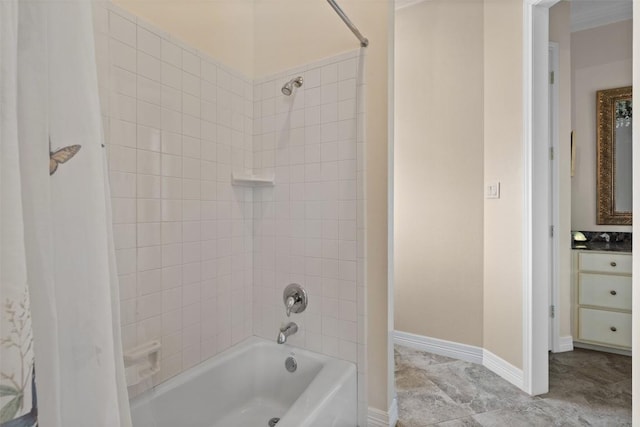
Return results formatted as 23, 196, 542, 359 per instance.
395, 345, 631, 426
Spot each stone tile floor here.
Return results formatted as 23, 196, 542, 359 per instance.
395, 345, 631, 426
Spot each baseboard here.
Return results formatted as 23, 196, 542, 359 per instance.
573, 341, 631, 357
394, 331, 526, 392
367, 397, 398, 427
482, 349, 524, 390
557, 335, 573, 353
393, 330, 483, 364
388, 397, 398, 426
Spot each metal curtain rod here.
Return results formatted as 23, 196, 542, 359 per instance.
326, 0, 369, 47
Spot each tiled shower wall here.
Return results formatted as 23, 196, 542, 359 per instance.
93, 2, 366, 420
93, 3, 255, 386
251, 52, 367, 423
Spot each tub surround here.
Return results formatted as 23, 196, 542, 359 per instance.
94, 1, 366, 421
571, 231, 632, 252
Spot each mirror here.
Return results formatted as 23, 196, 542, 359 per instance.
596, 86, 633, 225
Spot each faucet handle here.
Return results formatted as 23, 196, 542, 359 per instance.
283, 283, 308, 317
285, 296, 296, 317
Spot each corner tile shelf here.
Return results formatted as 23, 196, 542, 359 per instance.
231, 172, 274, 187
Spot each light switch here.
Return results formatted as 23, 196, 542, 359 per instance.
486, 182, 500, 199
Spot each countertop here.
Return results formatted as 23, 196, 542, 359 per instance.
571, 231, 632, 253
571, 241, 632, 253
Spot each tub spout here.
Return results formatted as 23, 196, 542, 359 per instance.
277, 322, 298, 344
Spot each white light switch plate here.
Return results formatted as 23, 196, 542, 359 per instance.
486, 182, 500, 199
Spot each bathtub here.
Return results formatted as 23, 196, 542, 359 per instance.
130, 337, 357, 427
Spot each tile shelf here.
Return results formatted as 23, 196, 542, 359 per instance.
231, 172, 275, 187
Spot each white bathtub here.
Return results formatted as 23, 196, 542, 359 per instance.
130, 337, 357, 427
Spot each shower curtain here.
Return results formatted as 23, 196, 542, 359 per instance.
0, 0, 132, 426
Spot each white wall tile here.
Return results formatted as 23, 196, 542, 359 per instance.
110, 93, 136, 122
138, 101, 162, 129
138, 26, 161, 58
137, 199, 161, 223
110, 171, 136, 198
110, 39, 136, 72
137, 174, 162, 199
305, 68, 321, 88
112, 198, 136, 224
138, 223, 162, 247
138, 268, 162, 296
137, 126, 161, 152
182, 50, 200, 76
108, 145, 137, 173
182, 72, 200, 97
138, 52, 161, 82
114, 224, 137, 250
109, 12, 136, 47
161, 39, 182, 67
202, 61, 217, 84
161, 154, 182, 177
137, 150, 161, 175
161, 200, 182, 222
321, 64, 338, 85
110, 119, 136, 148
183, 94, 201, 118
137, 246, 161, 271
162, 62, 182, 90
111, 67, 136, 97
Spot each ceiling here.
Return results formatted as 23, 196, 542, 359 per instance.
570, 0, 632, 32
395, 0, 633, 33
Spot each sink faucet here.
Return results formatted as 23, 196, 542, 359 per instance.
277, 322, 298, 344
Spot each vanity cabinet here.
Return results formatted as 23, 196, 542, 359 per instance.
573, 251, 632, 352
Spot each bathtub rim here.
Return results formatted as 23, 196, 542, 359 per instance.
129, 335, 357, 425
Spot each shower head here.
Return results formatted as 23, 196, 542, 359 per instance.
281, 76, 303, 96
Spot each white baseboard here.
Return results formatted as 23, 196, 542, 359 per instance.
557, 335, 574, 353
394, 330, 524, 391
482, 348, 524, 389
388, 397, 398, 426
393, 330, 483, 364
367, 397, 398, 427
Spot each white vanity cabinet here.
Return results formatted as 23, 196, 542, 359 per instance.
573, 251, 632, 352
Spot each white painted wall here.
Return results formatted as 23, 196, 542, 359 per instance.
571, 19, 633, 232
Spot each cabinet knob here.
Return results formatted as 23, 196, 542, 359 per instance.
610, 290, 617, 296
610, 261, 617, 267
610, 326, 617, 332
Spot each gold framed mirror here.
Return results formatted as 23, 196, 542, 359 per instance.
596, 86, 633, 225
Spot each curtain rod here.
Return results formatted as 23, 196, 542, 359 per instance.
326, 0, 369, 47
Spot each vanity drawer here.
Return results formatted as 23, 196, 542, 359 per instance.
579, 252, 632, 274
579, 273, 632, 311
578, 308, 631, 348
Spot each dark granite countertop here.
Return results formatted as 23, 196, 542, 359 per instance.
571, 231, 632, 253
571, 241, 632, 252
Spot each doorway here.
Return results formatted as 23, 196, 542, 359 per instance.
525, 0, 635, 400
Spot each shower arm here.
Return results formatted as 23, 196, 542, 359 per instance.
326, 0, 369, 48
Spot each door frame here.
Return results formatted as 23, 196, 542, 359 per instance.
522, 0, 560, 396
